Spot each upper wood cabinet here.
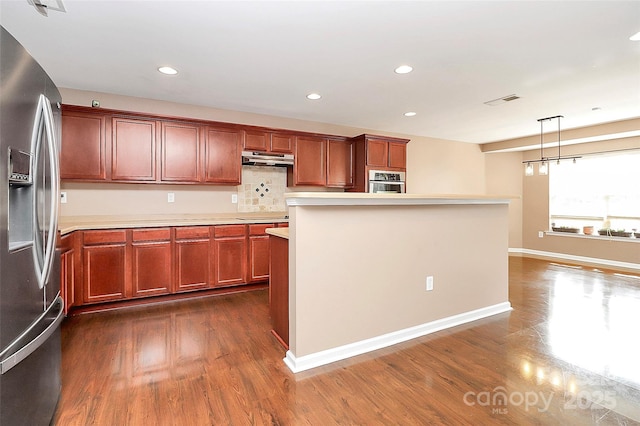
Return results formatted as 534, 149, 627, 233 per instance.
60, 110, 107, 180
326, 138, 353, 188
291, 136, 326, 186
348, 134, 409, 192
244, 130, 294, 154
204, 127, 242, 184
161, 122, 201, 182
111, 117, 157, 181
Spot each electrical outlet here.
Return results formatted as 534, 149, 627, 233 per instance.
538, 231, 544, 238
60, 192, 67, 204
167, 192, 175, 203
231, 194, 238, 204
426, 276, 434, 291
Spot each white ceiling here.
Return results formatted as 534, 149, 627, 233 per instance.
1, 0, 639, 144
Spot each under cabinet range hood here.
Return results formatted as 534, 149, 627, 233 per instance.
241, 151, 294, 167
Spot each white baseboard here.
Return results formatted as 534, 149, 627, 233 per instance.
509, 248, 640, 271
284, 301, 512, 373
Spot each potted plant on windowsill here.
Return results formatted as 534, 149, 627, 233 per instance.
598, 229, 632, 237
552, 226, 580, 233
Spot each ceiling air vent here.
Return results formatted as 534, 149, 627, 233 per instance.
484, 94, 521, 106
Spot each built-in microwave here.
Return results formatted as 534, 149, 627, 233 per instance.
368, 170, 405, 193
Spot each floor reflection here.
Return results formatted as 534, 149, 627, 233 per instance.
547, 266, 640, 387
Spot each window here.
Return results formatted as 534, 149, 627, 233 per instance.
549, 151, 640, 234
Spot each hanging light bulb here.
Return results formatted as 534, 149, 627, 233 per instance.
525, 163, 534, 176
539, 161, 548, 175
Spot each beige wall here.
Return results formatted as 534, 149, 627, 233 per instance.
484, 128, 640, 267
59, 88, 489, 217
485, 151, 523, 248
289, 201, 510, 357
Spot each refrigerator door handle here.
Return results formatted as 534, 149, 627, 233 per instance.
32, 94, 60, 289
0, 297, 64, 374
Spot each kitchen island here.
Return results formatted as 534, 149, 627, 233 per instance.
279, 193, 513, 373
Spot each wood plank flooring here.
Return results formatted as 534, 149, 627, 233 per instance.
53, 257, 640, 425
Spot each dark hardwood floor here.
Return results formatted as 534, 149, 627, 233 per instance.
53, 257, 640, 425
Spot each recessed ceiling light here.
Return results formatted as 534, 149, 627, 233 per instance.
630, 31, 640, 41
404, 111, 417, 117
158, 66, 178, 75
394, 65, 413, 74
306, 93, 321, 100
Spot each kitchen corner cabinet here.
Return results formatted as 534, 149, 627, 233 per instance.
174, 226, 212, 292
291, 136, 326, 186
111, 117, 157, 181
131, 228, 172, 297
204, 127, 242, 184
82, 230, 128, 304
60, 110, 107, 180
59, 233, 80, 315
248, 224, 273, 283
161, 122, 202, 182
213, 225, 247, 286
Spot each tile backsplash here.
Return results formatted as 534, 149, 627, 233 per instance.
237, 165, 287, 212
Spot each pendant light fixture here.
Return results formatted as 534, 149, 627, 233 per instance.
523, 115, 580, 176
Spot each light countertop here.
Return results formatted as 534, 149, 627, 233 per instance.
285, 192, 516, 206
266, 228, 289, 239
59, 212, 288, 235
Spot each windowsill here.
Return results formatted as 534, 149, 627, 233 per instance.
545, 231, 640, 242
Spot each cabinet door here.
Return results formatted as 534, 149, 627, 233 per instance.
132, 241, 172, 297
112, 117, 157, 181
59, 235, 77, 315
248, 224, 273, 283
388, 142, 407, 169
366, 139, 388, 168
293, 136, 326, 186
175, 227, 212, 292
244, 129, 268, 151
270, 133, 294, 154
327, 139, 353, 188
204, 127, 242, 184
60, 111, 107, 180
83, 243, 127, 303
213, 225, 247, 287
161, 122, 201, 182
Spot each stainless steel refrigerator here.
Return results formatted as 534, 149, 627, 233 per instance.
0, 26, 64, 425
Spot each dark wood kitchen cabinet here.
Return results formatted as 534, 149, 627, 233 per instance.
204, 127, 242, 184
348, 134, 410, 192
111, 116, 157, 181
213, 225, 247, 286
244, 130, 294, 154
326, 138, 353, 188
131, 228, 172, 297
82, 230, 127, 304
269, 234, 289, 348
174, 226, 212, 292
291, 135, 326, 186
59, 232, 80, 315
248, 224, 273, 283
60, 110, 107, 180
161, 121, 202, 182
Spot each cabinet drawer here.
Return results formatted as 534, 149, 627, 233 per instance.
83, 230, 127, 245
132, 228, 171, 242
249, 224, 273, 236
214, 225, 246, 238
175, 226, 210, 240
275, 222, 289, 228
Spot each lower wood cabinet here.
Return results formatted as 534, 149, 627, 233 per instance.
131, 228, 172, 297
63, 222, 278, 310
213, 225, 247, 287
82, 230, 127, 304
248, 224, 273, 283
174, 226, 212, 292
